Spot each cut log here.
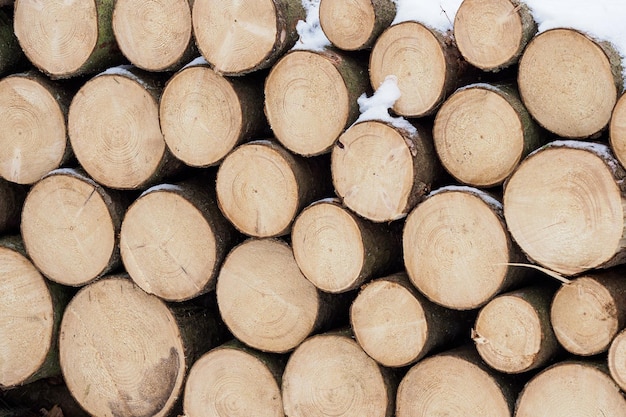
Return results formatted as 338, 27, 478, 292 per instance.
160, 60, 266, 168
13, 0, 125, 79
282, 330, 396, 417
472, 285, 561, 374
503, 140, 626, 276
608, 328, 626, 392
291, 198, 401, 293
453, 0, 537, 71
350, 272, 470, 368
609, 91, 626, 168
0, 71, 73, 185
515, 360, 626, 417
369, 21, 467, 117
0, 9, 25, 76
319, 0, 396, 51
68, 66, 181, 190
216, 140, 331, 237
331, 120, 442, 222
433, 82, 545, 187
550, 268, 626, 356
59, 275, 222, 417
192, 0, 305, 76
183, 340, 286, 417
403, 185, 528, 310
20, 168, 126, 286
264, 49, 369, 156
112, 0, 195, 72
518, 28, 623, 138
216, 238, 338, 353
120, 181, 237, 302
0, 179, 25, 234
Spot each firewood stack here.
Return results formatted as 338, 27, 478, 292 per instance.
2, 0, 626, 416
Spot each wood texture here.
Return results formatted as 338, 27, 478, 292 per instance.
608, 328, 626, 392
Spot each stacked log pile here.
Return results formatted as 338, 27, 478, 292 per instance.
1, 0, 626, 416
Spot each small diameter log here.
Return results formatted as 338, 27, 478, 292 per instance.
453, 0, 537, 71
433, 83, 545, 187
0, 10, 25, 76
113, 0, 196, 72
192, 0, 305, 76
472, 285, 561, 374
264, 49, 369, 156
216, 140, 331, 237
120, 181, 237, 302
0, 71, 73, 185
331, 120, 442, 222
350, 272, 469, 368
13, 0, 124, 79
515, 360, 626, 417
319, 0, 396, 51
396, 346, 519, 417
160, 60, 266, 168
503, 140, 626, 276
369, 21, 467, 117
291, 198, 401, 293
59, 275, 222, 417
216, 238, 338, 353
282, 331, 396, 417
403, 185, 528, 310
608, 328, 626, 392
183, 340, 286, 417
68, 66, 181, 190
550, 269, 626, 356
518, 28, 623, 139
609, 92, 626, 168
0, 179, 25, 234
21, 168, 126, 286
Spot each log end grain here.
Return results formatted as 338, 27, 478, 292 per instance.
608, 328, 626, 392
609, 92, 626, 168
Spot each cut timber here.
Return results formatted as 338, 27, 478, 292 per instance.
351, 273, 469, 368
59, 275, 221, 417
291, 198, 401, 293
609, 92, 626, 168
0, 10, 24, 76
369, 21, 466, 117
120, 181, 236, 302
282, 331, 396, 417
319, 0, 396, 51
0, 236, 70, 388
433, 83, 545, 187
216, 140, 331, 237
264, 49, 369, 156
396, 346, 518, 417
403, 186, 527, 310
192, 0, 304, 75
608, 328, 626, 392
68, 66, 180, 190
0, 71, 72, 185
503, 140, 626, 276
160, 61, 265, 168
550, 269, 626, 356
216, 238, 337, 353
13, 0, 124, 79
331, 120, 441, 222
472, 285, 560, 374
515, 360, 626, 417
0, 179, 25, 234
112, 0, 195, 72
21, 168, 126, 286
183, 341, 286, 417
454, 0, 537, 71
518, 28, 623, 138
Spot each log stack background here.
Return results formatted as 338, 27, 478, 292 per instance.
1, 0, 626, 416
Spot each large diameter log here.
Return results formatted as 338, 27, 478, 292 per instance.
21, 168, 126, 287
120, 181, 237, 302
503, 140, 626, 276
608, 328, 626, 392
282, 331, 396, 417
160, 60, 266, 168
403, 185, 528, 310
291, 198, 401, 293
609, 91, 626, 168
13, 0, 125, 79
518, 28, 623, 139
264, 49, 369, 156
331, 120, 442, 222
192, 0, 305, 76
0, 179, 25, 234
0, 10, 25, 76
433, 83, 545, 187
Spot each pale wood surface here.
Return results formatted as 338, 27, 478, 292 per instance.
609, 91, 626, 168
608, 328, 626, 392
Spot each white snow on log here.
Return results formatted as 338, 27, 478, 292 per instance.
182, 56, 209, 70
99, 65, 149, 89
391, 0, 463, 32
538, 139, 620, 172
430, 185, 503, 211
292, 0, 331, 52
140, 183, 184, 197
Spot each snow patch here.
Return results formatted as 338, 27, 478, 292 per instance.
292, 0, 331, 51
140, 183, 184, 198
182, 56, 209, 70
100, 65, 149, 89
430, 185, 503, 211
391, 0, 463, 32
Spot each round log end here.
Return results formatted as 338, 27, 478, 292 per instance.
319, 0, 377, 51
609, 92, 626, 168
608, 329, 626, 392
